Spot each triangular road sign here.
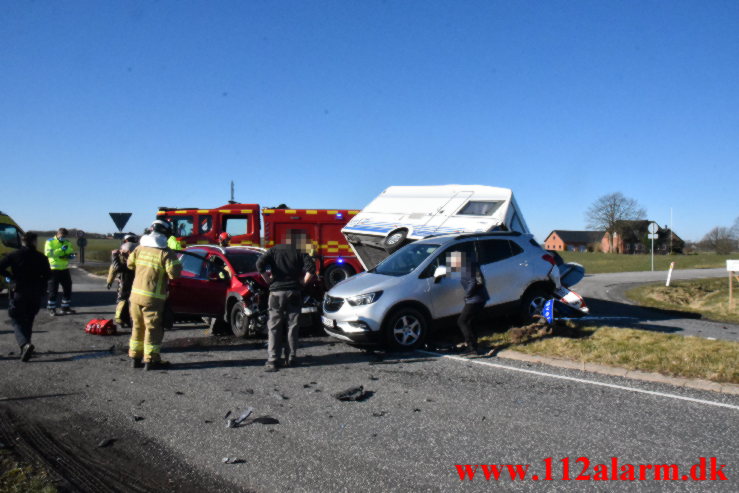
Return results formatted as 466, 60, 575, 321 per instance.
109, 212, 132, 232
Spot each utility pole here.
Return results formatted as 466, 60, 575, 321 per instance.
670, 207, 673, 253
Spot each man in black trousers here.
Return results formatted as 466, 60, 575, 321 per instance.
0, 232, 51, 361
449, 250, 489, 356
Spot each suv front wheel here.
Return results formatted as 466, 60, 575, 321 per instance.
519, 287, 550, 325
384, 307, 427, 351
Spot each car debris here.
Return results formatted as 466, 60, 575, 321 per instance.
251, 416, 279, 425
97, 438, 116, 448
226, 408, 254, 428
333, 385, 372, 402
272, 391, 289, 400
132, 415, 144, 422
222, 457, 245, 464
223, 410, 232, 420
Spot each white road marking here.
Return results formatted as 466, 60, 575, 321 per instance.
417, 350, 739, 411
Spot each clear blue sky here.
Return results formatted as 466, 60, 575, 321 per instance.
2, 0, 737, 242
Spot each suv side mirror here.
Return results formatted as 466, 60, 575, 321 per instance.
433, 265, 448, 283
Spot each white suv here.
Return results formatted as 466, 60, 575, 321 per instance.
322, 232, 565, 349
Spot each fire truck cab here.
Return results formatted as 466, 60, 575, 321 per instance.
156, 204, 363, 287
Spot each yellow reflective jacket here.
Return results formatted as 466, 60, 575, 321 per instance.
127, 246, 182, 309
44, 237, 75, 270
167, 236, 183, 250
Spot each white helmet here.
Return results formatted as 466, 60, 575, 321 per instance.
150, 219, 172, 236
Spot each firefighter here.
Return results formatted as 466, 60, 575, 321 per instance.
218, 232, 231, 247
107, 236, 137, 327
44, 228, 76, 316
127, 220, 182, 370
0, 232, 51, 362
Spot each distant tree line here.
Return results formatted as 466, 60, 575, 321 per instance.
698, 216, 738, 254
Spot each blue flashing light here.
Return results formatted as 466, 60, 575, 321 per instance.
336, 213, 343, 219
337, 258, 344, 264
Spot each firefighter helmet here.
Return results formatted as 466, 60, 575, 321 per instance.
150, 219, 172, 236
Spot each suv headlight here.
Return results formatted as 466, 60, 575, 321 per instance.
346, 291, 383, 306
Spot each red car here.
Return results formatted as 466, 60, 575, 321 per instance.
168, 245, 267, 336
168, 245, 322, 336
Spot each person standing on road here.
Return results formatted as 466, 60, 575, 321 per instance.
44, 228, 76, 316
0, 232, 51, 361
449, 250, 489, 356
107, 235, 138, 327
256, 229, 315, 372
127, 220, 182, 370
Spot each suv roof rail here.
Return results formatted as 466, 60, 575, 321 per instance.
454, 231, 523, 240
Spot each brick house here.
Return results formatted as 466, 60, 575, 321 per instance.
600, 220, 684, 254
544, 230, 606, 252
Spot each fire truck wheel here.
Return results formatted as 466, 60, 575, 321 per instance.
230, 301, 249, 338
323, 264, 356, 289
382, 228, 408, 254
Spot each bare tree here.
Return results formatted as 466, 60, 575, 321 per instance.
585, 192, 646, 251
700, 226, 737, 254
732, 216, 739, 238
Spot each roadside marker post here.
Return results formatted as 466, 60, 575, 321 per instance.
728, 260, 739, 310
665, 261, 675, 287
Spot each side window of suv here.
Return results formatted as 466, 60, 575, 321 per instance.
179, 249, 207, 279
420, 240, 476, 277
477, 239, 520, 265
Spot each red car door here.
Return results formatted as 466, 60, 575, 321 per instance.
168, 249, 211, 315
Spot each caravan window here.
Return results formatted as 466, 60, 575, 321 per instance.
457, 201, 503, 216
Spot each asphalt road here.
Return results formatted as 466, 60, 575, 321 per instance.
574, 268, 739, 341
0, 268, 737, 492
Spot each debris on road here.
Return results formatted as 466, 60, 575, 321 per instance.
226, 407, 254, 428
272, 391, 288, 400
372, 411, 387, 417
132, 415, 144, 422
97, 438, 116, 448
333, 385, 372, 402
251, 416, 279, 425
223, 410, 232, 420
222, 457, 245, 464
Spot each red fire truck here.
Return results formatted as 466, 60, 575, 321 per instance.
156, 204, 363, 287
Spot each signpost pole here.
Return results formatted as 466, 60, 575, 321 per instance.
727, 260, 739, 310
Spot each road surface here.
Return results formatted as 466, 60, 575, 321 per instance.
0, 267, 736, 492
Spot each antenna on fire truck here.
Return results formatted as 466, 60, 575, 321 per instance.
229, 180, 235, 204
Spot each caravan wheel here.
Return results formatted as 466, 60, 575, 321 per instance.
383, 228, 408, 254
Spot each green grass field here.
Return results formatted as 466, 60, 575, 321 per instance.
626, 277, 739, 324
80, 238, 120, 262
477, 323, 739, 383
557, 251, 737, 274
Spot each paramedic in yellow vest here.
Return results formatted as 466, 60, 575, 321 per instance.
127, 220, 182, 370
167, 235, 183, 250
44, 228, 76, 316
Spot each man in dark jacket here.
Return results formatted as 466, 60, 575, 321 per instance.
450, 250, 489, 356
0, 232, 51, 361
107, 237, 137, 327
256, 230, 315, 372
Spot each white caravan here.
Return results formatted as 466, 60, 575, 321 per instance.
342, 185, 530, 270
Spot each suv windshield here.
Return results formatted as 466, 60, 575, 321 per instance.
373, 243, 440, 277
226, 251, 261, 275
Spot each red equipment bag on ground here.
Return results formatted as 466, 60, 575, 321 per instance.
85, 319, 118, 335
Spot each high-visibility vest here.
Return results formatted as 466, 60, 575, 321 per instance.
167, 236, 183, 250
44, 237, 75, 270
127, 246, 182, 309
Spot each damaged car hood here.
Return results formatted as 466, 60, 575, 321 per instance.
327, 271, 407, 297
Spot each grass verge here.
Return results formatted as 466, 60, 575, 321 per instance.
478, 323, 739, 384
625, 277, 739, 324
0, 450, 57, 493
557, 251, 736, 274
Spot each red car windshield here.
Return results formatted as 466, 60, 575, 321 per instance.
225, 252, 261, 275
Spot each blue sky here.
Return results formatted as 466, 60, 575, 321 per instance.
1, 0, 737, 242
